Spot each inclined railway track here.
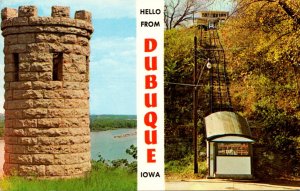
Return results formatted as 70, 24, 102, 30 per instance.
196, 28, 233, 114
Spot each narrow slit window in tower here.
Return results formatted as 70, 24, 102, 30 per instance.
13, 53, 19, 81
53, 53, 63, 81
86, 56, 89, 82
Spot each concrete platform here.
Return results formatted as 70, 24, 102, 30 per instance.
166, 179, 300, 190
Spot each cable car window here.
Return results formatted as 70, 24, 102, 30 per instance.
217, 143, 249, 156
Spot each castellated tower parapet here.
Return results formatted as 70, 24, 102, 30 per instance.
1, 5, 93, 178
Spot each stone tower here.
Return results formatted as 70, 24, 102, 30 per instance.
1, 6, 93, 178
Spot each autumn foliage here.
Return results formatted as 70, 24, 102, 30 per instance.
165, 0, 299, 178
221, 0, 299, 178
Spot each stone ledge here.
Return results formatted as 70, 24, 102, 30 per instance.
2, 25, 92, 39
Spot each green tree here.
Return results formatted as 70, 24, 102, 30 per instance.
220, 0, 300, 177
164, 28, 210, 160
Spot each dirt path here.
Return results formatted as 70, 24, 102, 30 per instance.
0, 140, 4, 176
166, 180, 300, 190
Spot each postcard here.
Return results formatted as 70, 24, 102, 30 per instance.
0, 0, 299, 191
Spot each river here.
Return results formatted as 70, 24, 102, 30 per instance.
91, 128, 137, 162
0, 128, 137, 176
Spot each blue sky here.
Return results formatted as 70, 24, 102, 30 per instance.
208, 0, 234, 11
0, 0, 136, 115
0, 0, 233, 115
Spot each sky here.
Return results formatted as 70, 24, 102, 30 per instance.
0, 0, 232, 115
0, 0, 136, 115
208, 0, 234, 11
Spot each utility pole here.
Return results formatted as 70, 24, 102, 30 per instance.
193, 36, 198, 173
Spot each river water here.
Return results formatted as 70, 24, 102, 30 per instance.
0, 128, 137, 175
91, 128, 137, 162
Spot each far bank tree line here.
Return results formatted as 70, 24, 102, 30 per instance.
0, 115, 136, 136
89, 115, 137, 131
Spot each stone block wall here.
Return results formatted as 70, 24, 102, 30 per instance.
1, 5, 93, 178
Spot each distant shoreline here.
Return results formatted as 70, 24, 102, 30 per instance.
0, 114, 137, 138
91, 127, 136, 132
0, 128, 137, 139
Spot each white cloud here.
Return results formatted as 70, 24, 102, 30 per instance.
89, 36, 136, 114
0, 1, 136, 114
91, 37, 135, 53
207, 0, 234, 12
0, 0, 135, 19
91, 36, 135, 66
0, 34, 136, 114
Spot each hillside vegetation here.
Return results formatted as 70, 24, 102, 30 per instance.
221, 0, 299, 178
164, 0, 299, 179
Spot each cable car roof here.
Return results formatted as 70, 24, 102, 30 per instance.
205, 111, 254, 141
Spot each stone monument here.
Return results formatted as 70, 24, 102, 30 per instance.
1, 5, 93, 178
